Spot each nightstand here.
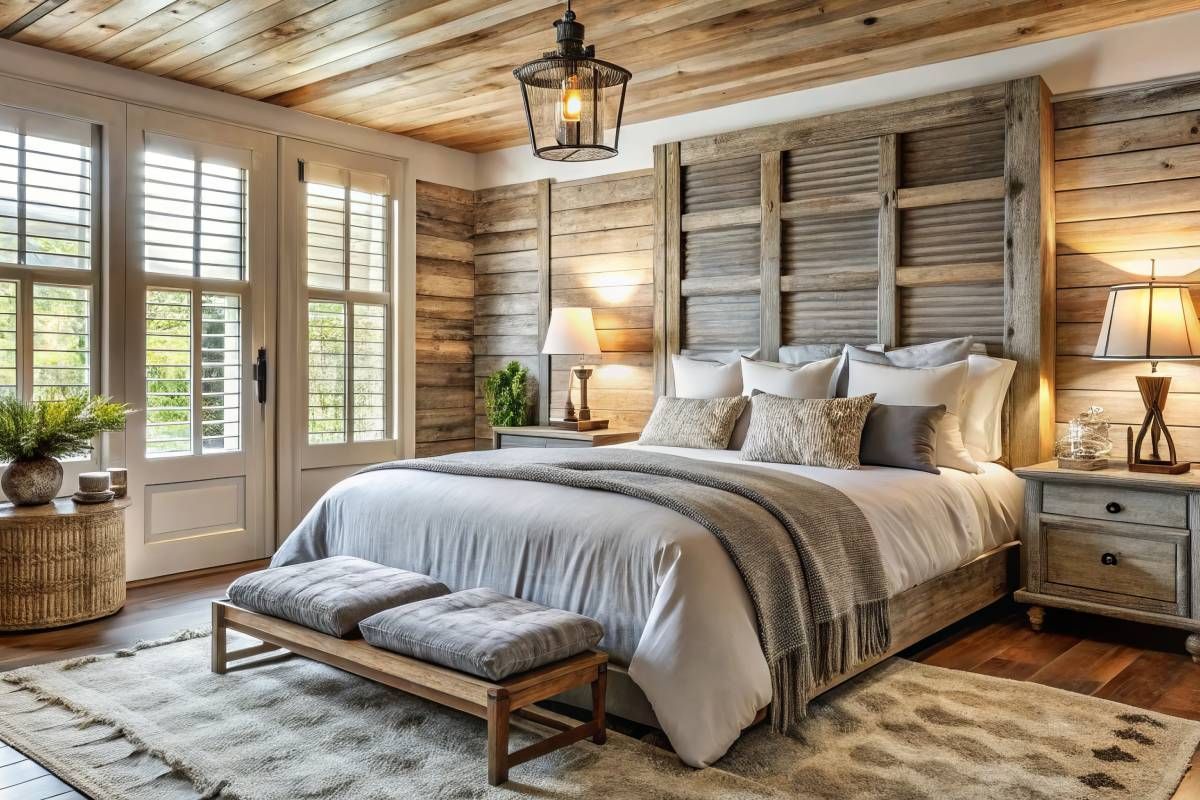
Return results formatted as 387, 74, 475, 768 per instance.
491, 425, 641, 450
1014, 460, 1200, 663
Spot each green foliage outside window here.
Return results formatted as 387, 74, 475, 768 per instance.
483, 361, 530, 427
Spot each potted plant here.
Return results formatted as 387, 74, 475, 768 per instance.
483, 360, 531, 427
0, 395, 129, 505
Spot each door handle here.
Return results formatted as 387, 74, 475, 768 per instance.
254, 347, 268, 404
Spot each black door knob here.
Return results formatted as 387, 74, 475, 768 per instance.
1105, 502, 1123, 514
1101, 552, 1118, 566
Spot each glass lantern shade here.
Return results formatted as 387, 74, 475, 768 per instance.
515, 56, 630, 162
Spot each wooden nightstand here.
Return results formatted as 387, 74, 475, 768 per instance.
1014, 461, 1200, 662
491, 426, 641, 450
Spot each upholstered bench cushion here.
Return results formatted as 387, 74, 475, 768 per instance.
359, 588, 604, 680
227, 556, 449, 638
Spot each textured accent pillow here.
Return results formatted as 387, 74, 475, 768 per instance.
846, 359, 981, 474
961, 354, 1017, 462
739, 393, 876, 469
833, 336, 976, 396
729, 355, 841, 450
671, 353, 742, 398
859, 404, 946, 474
639, 395, 748, 449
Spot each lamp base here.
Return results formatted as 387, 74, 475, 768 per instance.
1126, 374, 1191, 474
550, 418, 609, 431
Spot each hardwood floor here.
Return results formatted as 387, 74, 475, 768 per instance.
1, 564, 1198, 799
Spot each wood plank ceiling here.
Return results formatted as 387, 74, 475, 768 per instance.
3, 0, 1200, 153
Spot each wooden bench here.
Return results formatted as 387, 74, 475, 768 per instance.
211, 600, 608, 786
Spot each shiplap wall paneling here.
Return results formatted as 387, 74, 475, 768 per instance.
415, 181, 475, 457
660, 78, 1055, 467
473, 179, 548, 450
1055, 76, 1200, 461
549, 171, 656, 430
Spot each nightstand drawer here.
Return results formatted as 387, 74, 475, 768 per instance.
1043, 524, 1182, 608
1042, 482, 1188, 529
497, 435, 590, 449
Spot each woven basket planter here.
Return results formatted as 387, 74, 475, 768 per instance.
0, 498, 128, 631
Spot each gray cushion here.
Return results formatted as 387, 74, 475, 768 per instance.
834, 336, 975, 396
228, 556, 450, 638
859, 404, 946, 474
359, 588, 604, 681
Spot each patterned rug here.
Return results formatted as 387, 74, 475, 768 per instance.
0, 631, 1196, 800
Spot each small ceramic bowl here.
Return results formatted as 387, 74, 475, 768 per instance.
78, 471, 111, 493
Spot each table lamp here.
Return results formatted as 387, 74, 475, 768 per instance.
542, 306, 607, 431
1093, 260, 1200, 474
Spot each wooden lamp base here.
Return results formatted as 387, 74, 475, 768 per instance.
1127, 374, 1191, 475
550, 367, 608, 431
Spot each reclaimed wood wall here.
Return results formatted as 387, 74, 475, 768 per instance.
473, 180, 549, 449
1054, 77, 1200, 462
550, 172, 656, 431
656, 77, 1056, 468
415, 181, 475, 457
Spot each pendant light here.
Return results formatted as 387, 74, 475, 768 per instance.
513, 1, 631, 162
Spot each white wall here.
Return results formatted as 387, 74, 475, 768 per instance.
0, 38, 476, 189
477, 9, 1200, 187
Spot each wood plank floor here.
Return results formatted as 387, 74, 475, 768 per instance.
1, 564, 1198, 799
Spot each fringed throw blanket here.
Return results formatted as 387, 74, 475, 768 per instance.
361, 448, 890, 732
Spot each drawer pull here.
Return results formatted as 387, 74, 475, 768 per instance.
1105, 502, 1123, 514
1101, 552, 1119, 566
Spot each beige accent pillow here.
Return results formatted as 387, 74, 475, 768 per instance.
639, 396, 748, 449
739, 393, 876, 469
845, 359, 981, 474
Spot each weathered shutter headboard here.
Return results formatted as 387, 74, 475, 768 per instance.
653, 77, 1055, 468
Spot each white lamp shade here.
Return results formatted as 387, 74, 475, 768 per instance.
542, 307, 602, 355
1094, 283, 1200, 361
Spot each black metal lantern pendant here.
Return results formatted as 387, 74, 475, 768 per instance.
513, 1, 631, 162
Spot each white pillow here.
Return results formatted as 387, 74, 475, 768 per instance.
741, 355, 839, 398
672, 352, 742, 398
961, 354, 1016, 462
846, 359, 981, 474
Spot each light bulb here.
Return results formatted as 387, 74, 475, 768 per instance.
560, 74, 582, 122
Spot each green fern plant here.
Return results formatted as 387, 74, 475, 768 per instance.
483, 361, 530, 427
0, 395, 129, 462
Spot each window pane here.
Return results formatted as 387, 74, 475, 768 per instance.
201, 293, 240, 453
0, 130, 92, 270
348, 190, 387, 292
306, 183, 345, 290
146, 288, 192, 457
307, 300, 345, 444
0, 281, 15, 396
352, 303, 386, 442
144, 149, 246, 280
32, 283, 89, 400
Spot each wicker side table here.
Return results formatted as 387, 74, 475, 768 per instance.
0, 497, 130, 631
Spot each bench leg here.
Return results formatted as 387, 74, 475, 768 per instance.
487, 689, 511, 786
211, 603, 228, 675
591, 664, 607, 745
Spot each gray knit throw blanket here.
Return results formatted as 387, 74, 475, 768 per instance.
361, 448, 890, 733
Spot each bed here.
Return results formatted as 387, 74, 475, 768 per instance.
272, 443, 1024, 767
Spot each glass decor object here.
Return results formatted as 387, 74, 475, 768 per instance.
1054, 405, 1113, 470
513, 1, 631, 162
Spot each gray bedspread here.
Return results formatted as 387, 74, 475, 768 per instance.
286, 447, 889, 735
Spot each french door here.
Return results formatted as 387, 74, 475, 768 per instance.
124, 107, 276, 580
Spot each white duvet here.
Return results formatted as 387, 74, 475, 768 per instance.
273, 444, 1023, 767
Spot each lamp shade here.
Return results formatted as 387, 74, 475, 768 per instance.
1093, 282, 1200, 361
542, 307, 601, 355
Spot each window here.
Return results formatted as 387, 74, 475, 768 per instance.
0, 106, 97, 407
142, 134, 249, 458
301, 162, 391, 445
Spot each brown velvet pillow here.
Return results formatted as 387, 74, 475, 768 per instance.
858, 404, 946, 474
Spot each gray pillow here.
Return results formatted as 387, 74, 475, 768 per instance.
834, 336, 975, 396
859, 404, 946, 474
640, 395, 747, 449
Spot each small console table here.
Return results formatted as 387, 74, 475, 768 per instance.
0, 497, 131, 631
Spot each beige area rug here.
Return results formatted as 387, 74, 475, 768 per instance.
0, 631, 1197, 800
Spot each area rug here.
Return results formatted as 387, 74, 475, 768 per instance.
0, 631, 1196, 800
